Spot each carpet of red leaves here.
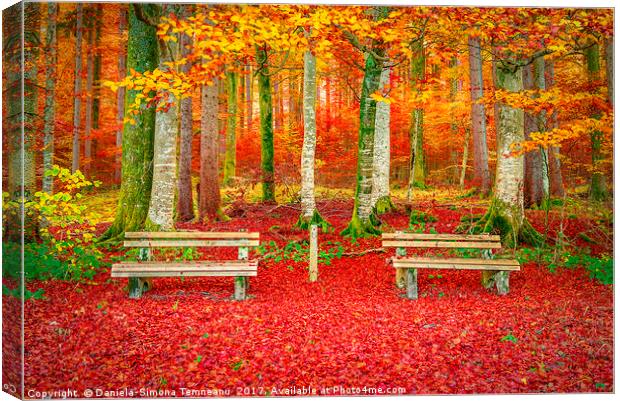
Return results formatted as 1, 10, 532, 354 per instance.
18, 201, 613, 396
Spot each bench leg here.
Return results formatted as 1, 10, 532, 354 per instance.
395, 268, 406, 289
128, 278, 150, 299
234, 277, 247, 301
495, 271, 510, 295
405, 268, 418, 300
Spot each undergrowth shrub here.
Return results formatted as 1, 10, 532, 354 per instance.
2, 166, 106, 289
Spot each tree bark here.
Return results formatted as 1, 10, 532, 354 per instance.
71, 4, 83, 173
177, 26, 194, 222
407, 39, 426, 199
256, 46, 276, 202
83, 10, 95, 178
298, 49, 318, 224
533, 56, 550, 204
42, 2, 58, 194
199, 81, 224, 220
468, 36, 491, 194
585, 43, 608, 201
223, 71, 238, 185
100, 4, 158, 241
544, 60, 565, 198
605, 36, 613, 107
245, 63, 252, 133
371, 63, 393, 213
460, 127, 471, 190
146, 5, 179, 232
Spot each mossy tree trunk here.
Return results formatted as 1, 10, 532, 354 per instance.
42, 2, 58, 194
406, 39, 426, 200
475, 58, 543, 291
371, 63, 395, 214
342, 51, 384, 238
256, 46, 276, 202
100, 4, 158, 241
223, 71, 238, 186
296, 47, 328, 230
585, 43, 609, 202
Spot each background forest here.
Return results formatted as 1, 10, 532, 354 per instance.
1, 1, 614, 396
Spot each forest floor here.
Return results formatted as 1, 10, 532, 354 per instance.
14, 189, 614, 395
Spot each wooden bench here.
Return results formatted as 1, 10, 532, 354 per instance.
111, 231, 260, 300
382, 233, 520, 299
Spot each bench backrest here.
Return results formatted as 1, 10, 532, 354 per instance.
381, 233, 501, 249
124, 231, 260, 248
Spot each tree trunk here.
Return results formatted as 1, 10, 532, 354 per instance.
42, 2, 58, 194
372, 63, 394, 213
100, 4, 158, 241
245, 63, 252, 133
533, 56, 550, 204
468, 36, 491, 194
256, 46, 276, 202
199, 81, 225, 220
83, 12, 95, 178
460, 127, 471, 190
71, 4, 83, 173
223, 71, 238, 185
544, 60, 565, 198
342, 52, 384, 238
605, 36, 613, 107
177, 28, 194, 222
146, 8, 179, 232
91, 5, 103, 174
522, 64, 544, 208
406, 40, 426, 199
585, 43, 608, 201
475, 59, 541, 249
115, 6, 127, 186
4, 2, 40, 243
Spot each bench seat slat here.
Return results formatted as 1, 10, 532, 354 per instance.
112, 260, 257, 268
382, 240, 502, 249
124, 239, 260, 248
125, 231, 259, 240
382, 233, 500, 241
111, 271, 257, 278
392, 257, 520, 271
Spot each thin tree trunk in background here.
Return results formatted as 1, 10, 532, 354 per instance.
371, 64, 392, 212
257, 46, 276, 202
83, 12, 95, 178
533, 56, 549, 203
460, 127, 471, 190
245, 64, 252, 133
522, 64, 543, 208
406, 38, 426, 199
274, 78, 281, 132
545, 60, 565, 198
42, 2, 58, 194
468, 36, 491, 194
605, 36, 613, 107
199, 81, 223, 220
325, 76, 331, 131
115, 6, 127, 185
585, 43, 608, 201
288, 70, 296, 131
177, 21, 194, 222
223, 71, 238, 185
100, 4, 158, 241
239, 67, 245, 130
91, 5, 103, 173
449, 56, 459, 184
72, 3, 83, 173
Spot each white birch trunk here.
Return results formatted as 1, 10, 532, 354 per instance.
495, 63, 525, 226
372, 65, 391, 207
300, 49, 317, 219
